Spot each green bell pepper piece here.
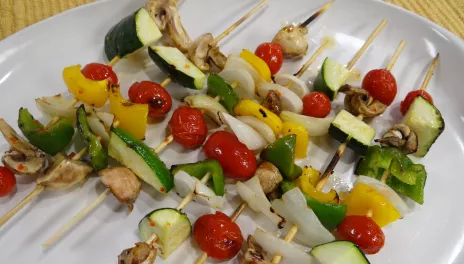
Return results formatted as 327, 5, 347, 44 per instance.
18, 108, 74, 155
207, 74, 239, 114
281, 181, 347, 231
260, 134, 302, 180
171, 159, 225, 196
76, 105, 108, 170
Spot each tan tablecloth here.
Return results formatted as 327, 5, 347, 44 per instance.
0, 0, 463, 40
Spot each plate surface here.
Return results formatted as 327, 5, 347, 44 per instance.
1, 0, 464, 263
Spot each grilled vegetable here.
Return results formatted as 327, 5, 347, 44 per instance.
314, 57, 349, 100
280, 111, 334, 137
62, 65, 109, 107
207, 74, 239, 114
274, 73, 309, 99
329, 110, 376, 155
375, 124, 418, 154
336, 216, 385, 255
139, 208, 191, 259
37, 156, 92, 190
218, 69, 255, 99
311, 241, 370, 263
236, 116, 276, 144
183, 94, 227, 125
272, 25, 309, 59
281, 122, 309, 159
18, 108, 74, 155
240, 49, 271, 82
220, 112, 267, 151
294, 167, 338, 203
104, 7, 162, 61
257, 82, 303, 113
35, 94, 77, 120
234, 99, 283, 137
173, 170, 224, 208
109, 128, 173, 194
99, 167, 141, 211
148, 46, 205, 89
260, 135, 302, 180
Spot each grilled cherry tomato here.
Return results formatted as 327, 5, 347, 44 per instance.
169, 106, 208, 149
255, 42, 284, 75
194, 211, 244, 261
302, 92, 331, 118
128, 81, 172, 118
362, 69, 397, 106
81, 63, 118, 86
400, 91, 434, 116
203, 131, 257, 180
0, 166, 16, 197
336, 215, 385, 254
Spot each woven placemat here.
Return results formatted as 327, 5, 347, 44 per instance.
0, 0, 463, 40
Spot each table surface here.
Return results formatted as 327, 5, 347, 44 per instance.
0, 0, 463, 40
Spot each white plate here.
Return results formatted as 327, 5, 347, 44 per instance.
1, 0, 463, 263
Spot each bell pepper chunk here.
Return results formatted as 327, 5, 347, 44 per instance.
260, 134, 302, 180
343, 183, 400, 227
282, 121, 309, 159
109, 86, 148, 140
207, 74, 239, 115
171, 159, 225, 196
240, 49, 272, 82
295, 167, 338, 203
18, 108, 74, 155
63, 65, 109, 107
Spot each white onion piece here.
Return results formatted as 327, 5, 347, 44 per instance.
194, 178, 224, 209
254, 229, 315, 264
174, 171, 195, 197
274, 73, 309, 98
218, 69, 255, 99
280, 111, 334, 137
355, 176, 409, 217
184, 94, 228, 125
236, 116, 275, 143
87, 112, 110, 145
35, 95, 77, 120
271, 188, 334, 247
95, 111, 115, 128
219, 112, 267, 151
236, 177, 281, 225
224, 54, 264, 85
257, 82, 303, 113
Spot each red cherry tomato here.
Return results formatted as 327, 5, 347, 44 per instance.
128, 81, 173, 118
169, 106, 208, 149
0, 166, 16, 197
255, 42, 284, 75
362, 69, 397, 106
203, 131, 257, 180
81, 63, 118, 86
400, 91, 434, 116
194, 211, 244, 261
302, 92, 331, 118
336, 216, 385, 254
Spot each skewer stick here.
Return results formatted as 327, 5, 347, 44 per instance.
293, 38, 332, 79
299, 1, 334, 28
270, 225, 299, 263
0, 185, 45, 227
385, 40, 406, 71
420, 53, 440, 91
108, 56, 120, 67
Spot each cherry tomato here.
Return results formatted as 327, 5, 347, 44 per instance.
255, 42, 284, 75
81, 63, 119, 86
400, 90, 434, 116
0, 166, 16, 197
203, 131, 257, 180
336, 215, 385, 254
169, 106, 208, 149
302, 92, 331, 118
362, 69, 397, 106
194, 211, 244, 261
128, 81, 173, 118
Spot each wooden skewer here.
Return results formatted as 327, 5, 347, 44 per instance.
299, 1, 334, 28
0, 147, 88, 228
293, 38, 332, 79
108, 56, 120, 67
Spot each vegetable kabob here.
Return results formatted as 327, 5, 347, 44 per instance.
41, 1, 270, 248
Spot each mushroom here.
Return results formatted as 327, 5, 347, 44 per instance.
0, 119, 48, 175
118, 242, 157, 264
241, 235, 270, 264
145, 0, 171, 30
375, 124, 418, 154
255, 162, 283, 194
188, 33, 215, 72
339, 84, 387, 117
272, 25, 308, 59
99, 167, 141, 212
207, 45, 227, 70
36, 157, 92, 191
261, 90, 282, 116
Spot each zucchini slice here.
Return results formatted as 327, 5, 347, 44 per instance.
314, 57, 349, 100
148, 46, 205, 89
402, 96, 445, 157
329, 110, 376, 155
108, 128, 173, 193
311, 241, 370, 264
138, 208, 191, 259
104, 8, 162, 61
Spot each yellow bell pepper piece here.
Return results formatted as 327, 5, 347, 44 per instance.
234, 99, 282, 136
63, 65, 109, 107
302, 166, 320, 186
109, 87, 148, 139
282, 122, 309, 159
343, 183, 400, 227
240, 49, 272, 82
295, 170, 338, 203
